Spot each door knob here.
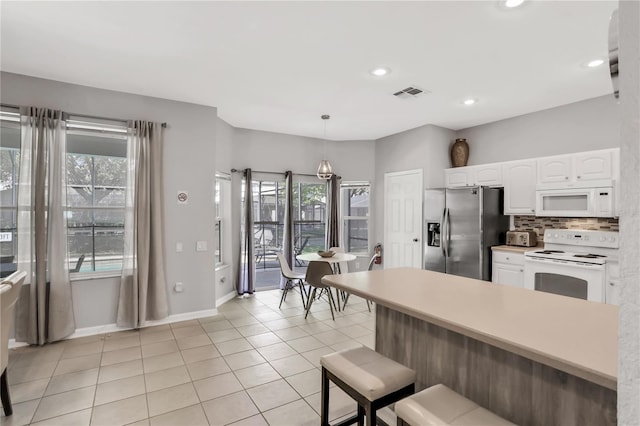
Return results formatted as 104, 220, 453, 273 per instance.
413, 238, 419, 242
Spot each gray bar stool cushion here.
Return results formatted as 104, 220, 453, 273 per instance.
395, 384, 516, 425
320, 346, 416, 401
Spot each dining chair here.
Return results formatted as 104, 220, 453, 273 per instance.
304, 261, 338, 321
276, 253, 307, 309
1, 270, 27, 416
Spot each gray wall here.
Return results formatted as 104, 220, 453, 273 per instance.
618, 1, 640, 423
456, 95, 621, 165
1, 72, 218, 328
373, 124, 456, 246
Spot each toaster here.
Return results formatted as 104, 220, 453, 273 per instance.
506, 231, 537, 247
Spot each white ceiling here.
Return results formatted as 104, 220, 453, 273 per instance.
0, 1, 617, 141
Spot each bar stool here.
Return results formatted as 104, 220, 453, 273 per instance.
395, 384, 516, 426
320, 346, 416, 426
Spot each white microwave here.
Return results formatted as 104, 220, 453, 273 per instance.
535, 186, 615, 217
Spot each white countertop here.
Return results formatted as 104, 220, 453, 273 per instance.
322, 268, 617, 390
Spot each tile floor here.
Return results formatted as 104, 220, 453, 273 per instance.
1, 289, 377, 426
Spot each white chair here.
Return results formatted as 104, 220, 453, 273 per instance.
276, 253, 307, 309
330, 246, 373, 312
1, 270, 27, 416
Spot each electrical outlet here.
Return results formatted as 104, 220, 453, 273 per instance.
174, 282, 184, 293
196, 241, 207, 252
176, 242, 183, 252
355, 261, 361, 269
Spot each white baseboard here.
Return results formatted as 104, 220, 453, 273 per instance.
216, 290, 238, 307
9, 308, 219, 349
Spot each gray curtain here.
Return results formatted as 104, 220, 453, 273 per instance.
325, 174, 340, 250
15, 107, 75, 345
238, 168, 255, 294
280, 171, 295, 289
117, 121, 169, 328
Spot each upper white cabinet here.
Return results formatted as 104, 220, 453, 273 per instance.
473, 164, 502, 186
503, 160, 536, 215
445, 168, 471, 187
573, 150, 613, 182
445, 164, 502, 188
537, 149, 615, 186
537, 155, 573, 184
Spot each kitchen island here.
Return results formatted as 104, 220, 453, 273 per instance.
322, 268, 617, 426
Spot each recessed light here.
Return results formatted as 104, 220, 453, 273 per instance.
463, 99, 477, 106
586, 59, 605, 68
504, 0, 525, 8
370, 67, 390, 77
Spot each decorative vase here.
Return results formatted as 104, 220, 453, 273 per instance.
451, 138, 469, 167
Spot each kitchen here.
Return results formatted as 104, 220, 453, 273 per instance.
1, 1, 639, 425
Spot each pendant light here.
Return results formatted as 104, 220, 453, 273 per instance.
317, 114, 333, 180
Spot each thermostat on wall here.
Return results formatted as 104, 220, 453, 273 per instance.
177, 191, 188, 204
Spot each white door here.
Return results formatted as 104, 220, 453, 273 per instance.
384, 169, 423, 268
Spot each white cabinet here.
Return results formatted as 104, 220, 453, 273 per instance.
492, 250, 524, 288
445, 168, 471, 187
473, 164, 502, 186
574, 150, 613, 182
503, 160, 536, 215
537, 155, 573, 184
445, 164, 502, 187
537, 150, 615, 186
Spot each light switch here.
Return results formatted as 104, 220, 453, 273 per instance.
176, 242, 183, 253
174, 282, 184, 292
196, 241, 208, 252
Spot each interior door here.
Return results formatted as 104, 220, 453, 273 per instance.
384, 169, 423, 268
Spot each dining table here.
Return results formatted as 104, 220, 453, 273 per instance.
295, 251, 357, 311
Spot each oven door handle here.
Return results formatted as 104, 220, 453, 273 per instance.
524, 257, 605, 269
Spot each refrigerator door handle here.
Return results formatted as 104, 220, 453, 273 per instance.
440, 208, 447, 256
444, 208, 451, 258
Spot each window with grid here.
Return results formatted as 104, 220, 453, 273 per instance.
65, 118, 128, 273
0, 108, 20, 278
341, 182, 370, 254
293, 181, 327, 254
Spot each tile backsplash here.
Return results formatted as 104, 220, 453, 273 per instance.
514, 216, 619, 241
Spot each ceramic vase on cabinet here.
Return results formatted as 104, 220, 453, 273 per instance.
451, 138, 469, 167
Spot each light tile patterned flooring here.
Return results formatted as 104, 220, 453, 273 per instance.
1, 289, 376, 426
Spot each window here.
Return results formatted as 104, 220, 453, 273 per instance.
293, 181, 327, 254
341, 182, 370, 254
0, 109, 20, 278
214, 172, 230, 267
252, 179, 285, 271
65, 118, 127, 273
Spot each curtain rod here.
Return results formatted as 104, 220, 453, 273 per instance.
230, 168, 341, 180
1, 103, 167, 128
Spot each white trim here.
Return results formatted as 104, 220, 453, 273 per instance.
216, 290, 238, 307
8, 308, 219, 349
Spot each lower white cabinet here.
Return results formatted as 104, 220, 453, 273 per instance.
492, 250, 524, 288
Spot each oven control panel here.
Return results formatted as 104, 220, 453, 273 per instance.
543, 229, 619, 248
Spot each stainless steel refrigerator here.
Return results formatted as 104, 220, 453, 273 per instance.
424, 187, 509, 281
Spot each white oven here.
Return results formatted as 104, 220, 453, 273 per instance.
524, 256, 606, 302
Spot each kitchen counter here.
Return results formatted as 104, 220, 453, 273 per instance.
322, 268, 617, 425
491, 244, 542, 253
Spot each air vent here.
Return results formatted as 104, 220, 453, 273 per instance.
393, 86, 427, 99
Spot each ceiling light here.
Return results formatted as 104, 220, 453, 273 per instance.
504, 0, 525, 8
586, 59, 605, 68
463, 99, 477, 106
370, 67, 390, 77
317, 114, 333, 180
